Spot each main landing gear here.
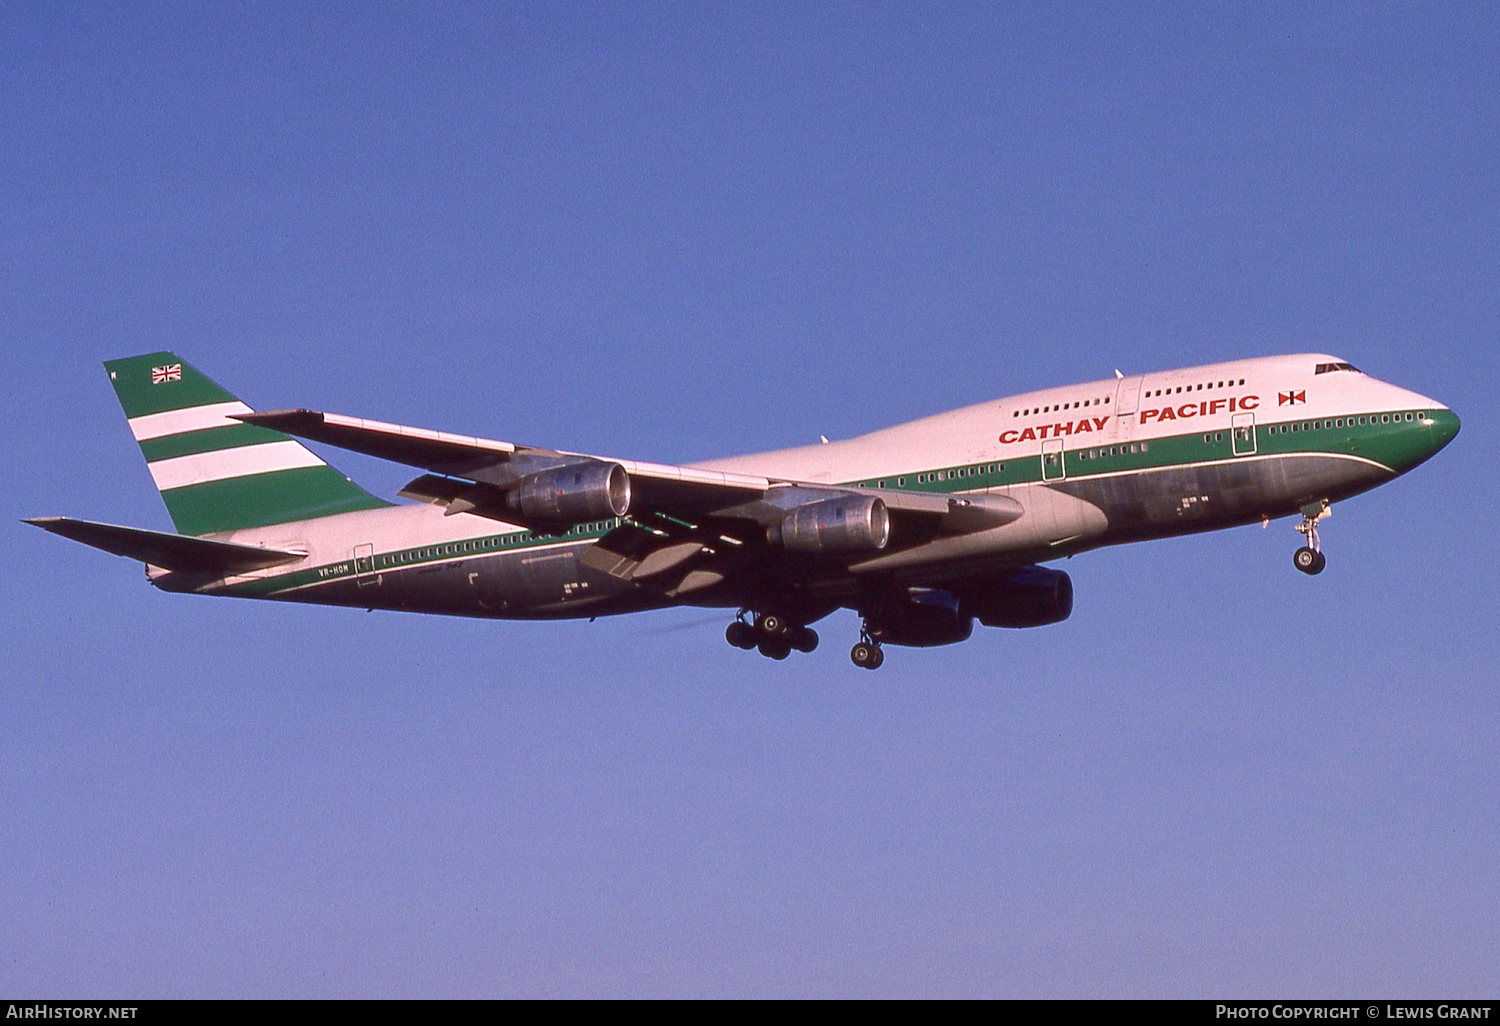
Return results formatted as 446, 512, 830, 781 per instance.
726, 611, 818, 660
727, 610, 888, 669
1293, 500, 1330, 575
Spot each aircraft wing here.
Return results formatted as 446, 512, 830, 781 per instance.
24, 517, 305, 574
235, 409, 772, 514
235, 409, 1024, 588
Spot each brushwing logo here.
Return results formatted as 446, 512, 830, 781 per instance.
1278, 390, 1305, 406
151, 364, 182, 384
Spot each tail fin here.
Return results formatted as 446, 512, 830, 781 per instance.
105, 352, 389, 535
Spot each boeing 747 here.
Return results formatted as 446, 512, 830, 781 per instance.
29, 353, 1458, 668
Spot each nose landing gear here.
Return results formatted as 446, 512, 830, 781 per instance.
1293, 500, 1330, 575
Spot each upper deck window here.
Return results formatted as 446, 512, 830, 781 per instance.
1315, 362, 1362, 374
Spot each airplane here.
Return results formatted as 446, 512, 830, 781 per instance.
28, 352, 1458, 669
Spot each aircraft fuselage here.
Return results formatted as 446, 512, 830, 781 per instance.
155, 353, 1456, 626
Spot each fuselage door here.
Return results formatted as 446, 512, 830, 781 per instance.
1112, 376, 1142, 441
1041, 438, 1067, 481
354, 542, 378, 586
1232, 412, 1257, 456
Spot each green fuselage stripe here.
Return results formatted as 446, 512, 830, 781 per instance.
212, 408, 1454, 598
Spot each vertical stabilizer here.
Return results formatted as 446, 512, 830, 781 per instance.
105, 353, 389, 535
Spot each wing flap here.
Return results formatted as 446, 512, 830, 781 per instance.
25, 517, 306, 573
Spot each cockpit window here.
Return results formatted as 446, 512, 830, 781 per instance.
1315, 362, 1362, 374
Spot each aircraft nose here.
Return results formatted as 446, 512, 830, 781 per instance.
1425, 407, 1461, 453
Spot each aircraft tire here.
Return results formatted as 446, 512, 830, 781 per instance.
850, 642, 881, 669
726, 621, 756, 649
1293, 547, 1325, 575
758, 613, 788, 638
791, 627, 819, 653
758, 639, 791, 660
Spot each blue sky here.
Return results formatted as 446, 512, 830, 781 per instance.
3, 2, 1496, 997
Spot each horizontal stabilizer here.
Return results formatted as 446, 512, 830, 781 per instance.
24, 517, 306, 574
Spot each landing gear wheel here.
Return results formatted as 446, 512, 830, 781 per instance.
1292, 500, 1330, 576
1293, 547, 1326, 575
757, 613, 788, 638
850, 641, 883, 669
790, 627, 819, 653
758, 639, 791, 660
726, 620, 756, 649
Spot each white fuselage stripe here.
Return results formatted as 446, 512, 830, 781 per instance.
150, 440, 326, 491
129, 401, 254, 441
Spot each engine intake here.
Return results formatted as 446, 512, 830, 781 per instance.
771, 496, 890, 554
507, 462, 631, 523
960, 566, 1073, 628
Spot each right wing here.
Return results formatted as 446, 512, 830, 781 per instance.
233, 408, 1024, 592
234, 409, 773, 516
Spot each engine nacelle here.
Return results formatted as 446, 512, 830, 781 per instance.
771, 496, 890, 554
873, 589, 974, 648
960, 566, 1073, 628
507, 461, 631, 523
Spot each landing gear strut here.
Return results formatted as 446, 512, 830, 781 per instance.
1293, 500, 1330, 575
726, 610, 818, 659
850, 627, 884, 670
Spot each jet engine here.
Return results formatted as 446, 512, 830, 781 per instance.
507, 461, 631, 523
770, 496, 890, 555
871, 589, 974, 647
959, 566, 1073, 628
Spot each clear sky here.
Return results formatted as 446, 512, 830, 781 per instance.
3, 2, 1496, 998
